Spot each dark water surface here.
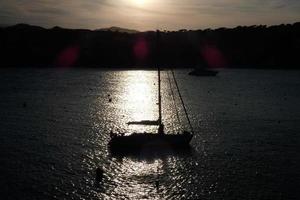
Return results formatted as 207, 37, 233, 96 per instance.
0, 68, 299, 199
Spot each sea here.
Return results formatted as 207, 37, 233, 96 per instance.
0, 68, 299, 199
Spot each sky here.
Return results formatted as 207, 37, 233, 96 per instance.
0, 0, 299, 30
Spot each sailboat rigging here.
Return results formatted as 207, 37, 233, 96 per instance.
108, 30, 193, 152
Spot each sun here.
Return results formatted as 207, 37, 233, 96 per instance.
136, 0, 146, 4
127, 0, 154, 8
131, 0, 147, 6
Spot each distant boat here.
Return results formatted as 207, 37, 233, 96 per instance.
108, 31, 194, 153
188, 68, 218, 76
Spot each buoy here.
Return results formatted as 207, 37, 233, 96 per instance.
155, 180, 159, 192
96, 168, 104, 183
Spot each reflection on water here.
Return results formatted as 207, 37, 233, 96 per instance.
91, 70, 195, 199
117, 71, 158, 133
99, 152, 197, 200
0, 69, 299, 199
109, 158, 163, 199
101, 70, 190, 134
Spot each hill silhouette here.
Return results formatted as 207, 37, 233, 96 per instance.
0, 23, 299, 69
97, 26, 139, 34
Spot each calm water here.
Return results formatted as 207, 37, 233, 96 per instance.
0, 68, 299, 199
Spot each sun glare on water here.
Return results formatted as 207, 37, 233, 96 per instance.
123, 71, 156, 121
115, 71, 158, 133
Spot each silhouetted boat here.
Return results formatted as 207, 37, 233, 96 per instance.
189, 68, 218, 76
109, 31, 193, 152
109, 131, 193, 151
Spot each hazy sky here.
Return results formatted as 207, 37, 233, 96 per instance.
0, 0, 299, 30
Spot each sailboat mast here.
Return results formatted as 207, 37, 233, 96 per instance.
157, 30, 163, 134
158, 60, 162, 125
157, 30, 162, 125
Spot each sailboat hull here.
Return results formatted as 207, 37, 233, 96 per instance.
108, 133, 193, 152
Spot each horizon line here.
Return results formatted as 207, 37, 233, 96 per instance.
2, 21, 300, 32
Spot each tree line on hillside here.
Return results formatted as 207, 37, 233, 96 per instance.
0, 22, 299, 69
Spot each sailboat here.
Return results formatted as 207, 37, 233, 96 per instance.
108, 31, 193, 152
